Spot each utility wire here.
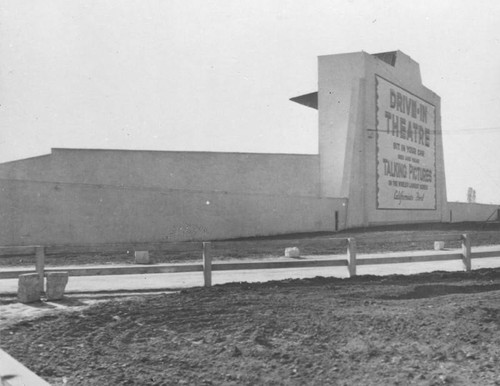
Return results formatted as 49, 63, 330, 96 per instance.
368, 126, 500, 135
442, 127, 500, 134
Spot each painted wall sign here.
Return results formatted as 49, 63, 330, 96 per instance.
375, 75, 436, 210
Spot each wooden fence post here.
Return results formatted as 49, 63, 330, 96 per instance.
203, 242, 212, 287
35, 246, 45, 292
461, 234, 471, 272
347, 238, 357, 277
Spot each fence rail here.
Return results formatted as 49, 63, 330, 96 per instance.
0, 232, 470, 257
1, 233, 499, 287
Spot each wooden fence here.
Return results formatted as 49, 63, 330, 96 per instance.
2, 233, 499, 386
1, 232, 499, 288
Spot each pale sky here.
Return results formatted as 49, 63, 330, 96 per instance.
1, 0, 499, 203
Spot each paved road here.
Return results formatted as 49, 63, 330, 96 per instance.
1, 246, 499, 295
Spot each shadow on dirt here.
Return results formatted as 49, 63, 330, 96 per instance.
378, 283, 500, 300
47, 297, 87, 307
0, 296, 89, 307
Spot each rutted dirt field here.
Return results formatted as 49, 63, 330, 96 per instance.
1, 269, 500, 385
1, 223, 500, 385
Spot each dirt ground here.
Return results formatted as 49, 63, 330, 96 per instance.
1, 269, 500, 386
1, 223, 499, 385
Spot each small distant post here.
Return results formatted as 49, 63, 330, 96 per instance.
347, 238, 357, 277
203, 242, 212, 287
35, 246, 45, 293
461, 234, 471, 272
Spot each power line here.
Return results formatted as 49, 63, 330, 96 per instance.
442, 127, 500, 134
367, 126, 500, 135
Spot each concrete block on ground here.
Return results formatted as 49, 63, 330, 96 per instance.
46, 272, 69, 300
135, 251, 151, 264
434, 241, 445, 250
18, 273, 41, 303
285, 247, 300, 258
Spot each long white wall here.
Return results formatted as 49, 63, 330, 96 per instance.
0, 149, 321, 197
0, 178, 346, 246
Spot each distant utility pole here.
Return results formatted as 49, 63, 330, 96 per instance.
467, 187, 476, 203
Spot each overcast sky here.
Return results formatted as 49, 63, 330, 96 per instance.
1, 0, 499, 203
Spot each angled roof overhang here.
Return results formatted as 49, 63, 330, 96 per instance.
289, 91, 318, 110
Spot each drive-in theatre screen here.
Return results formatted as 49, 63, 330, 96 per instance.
375, 75, 437, 210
